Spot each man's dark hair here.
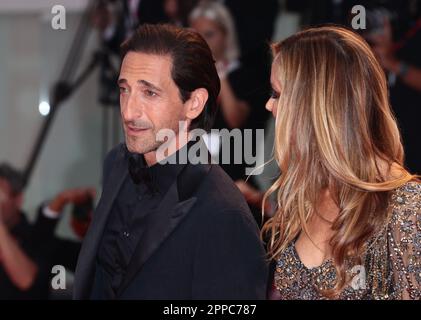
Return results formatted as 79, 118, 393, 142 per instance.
0, 163, 24, 195
120, 24, 221, 131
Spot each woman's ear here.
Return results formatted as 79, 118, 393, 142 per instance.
185, 88, 209, 122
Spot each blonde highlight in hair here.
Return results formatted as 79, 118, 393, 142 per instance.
262, 26, 417, 298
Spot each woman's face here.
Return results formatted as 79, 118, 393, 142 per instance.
191, 17, 226, 61
266, 62, 281, 118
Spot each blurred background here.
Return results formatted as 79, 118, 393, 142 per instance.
0, 0, 419, 300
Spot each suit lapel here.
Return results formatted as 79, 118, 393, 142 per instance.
73, 147, 128, 299
116, 161, 211, 297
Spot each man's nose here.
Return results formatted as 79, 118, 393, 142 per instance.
122, 95, 142, 120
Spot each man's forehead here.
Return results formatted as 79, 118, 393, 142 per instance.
119, 52, 172, 79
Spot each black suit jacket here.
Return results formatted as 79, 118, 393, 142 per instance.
73, 143, 268, 299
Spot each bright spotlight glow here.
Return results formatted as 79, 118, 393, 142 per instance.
38, 101, 50, 116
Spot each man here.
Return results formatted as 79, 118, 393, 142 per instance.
0, 163, 91, 299
73, 24, 268, 300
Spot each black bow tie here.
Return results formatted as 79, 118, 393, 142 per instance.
126, 149, 157, 193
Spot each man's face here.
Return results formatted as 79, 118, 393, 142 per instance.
118, 52, 188, 155
0, 178, 21, 226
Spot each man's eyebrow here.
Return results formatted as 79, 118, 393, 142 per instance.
117, 79, 162, 92
137, 80, 162, 92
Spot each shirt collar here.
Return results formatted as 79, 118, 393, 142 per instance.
125, 141, 197, 195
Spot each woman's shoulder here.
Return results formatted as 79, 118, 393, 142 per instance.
389, 180, 421, 213
386, 180, 421, 299
387, 181, 421, 232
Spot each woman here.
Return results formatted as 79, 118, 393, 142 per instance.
190, 0, 246, 131
190, 1, 270, 224
263, 26, 420, 300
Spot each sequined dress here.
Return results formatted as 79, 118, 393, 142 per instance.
274, 182, 421, 300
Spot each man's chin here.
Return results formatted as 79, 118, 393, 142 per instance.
126, 143, 146, 155
125, 138, 160, 155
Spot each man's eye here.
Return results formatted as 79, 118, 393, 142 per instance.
270, 89, 280, 99
145, 90, 157, 97
119, 87, 129, 94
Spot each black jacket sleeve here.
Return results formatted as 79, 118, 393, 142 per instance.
102, 143, 125, 184
192, 209, 268, 299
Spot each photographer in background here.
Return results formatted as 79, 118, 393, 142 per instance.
0, 163, 94, 299
0, 164, 41, 299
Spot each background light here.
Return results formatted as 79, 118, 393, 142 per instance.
38, 101, 50, 116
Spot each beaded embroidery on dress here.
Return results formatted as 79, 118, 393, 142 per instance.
274, 181, 421, 300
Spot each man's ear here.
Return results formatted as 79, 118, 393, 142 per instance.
185, 88, 208, 122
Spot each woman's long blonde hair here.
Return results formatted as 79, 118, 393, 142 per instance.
262, 26, 417, 297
